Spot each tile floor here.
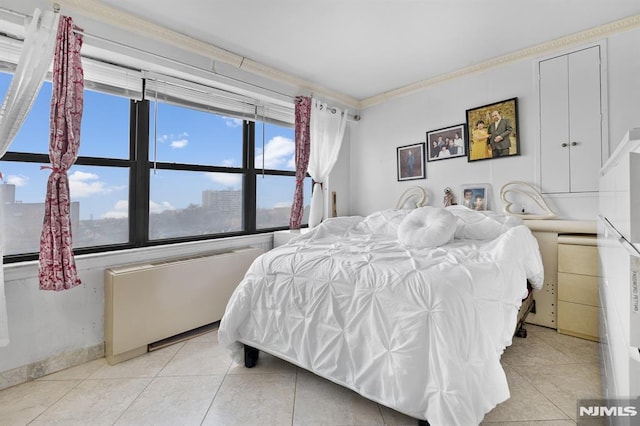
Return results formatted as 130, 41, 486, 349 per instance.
0, 323, 603, 426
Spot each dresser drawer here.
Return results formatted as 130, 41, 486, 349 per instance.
557, 272, 599, 306
558, 243, 599, 276
557, 301, 599, 341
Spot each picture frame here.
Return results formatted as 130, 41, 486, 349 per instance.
397, 142, 426, 181
465, 97, 520, 162
459, 183, 491, 211
426, 124, 466, 161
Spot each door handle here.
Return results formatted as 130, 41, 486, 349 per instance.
571, 141, 578, 146
561, 143, 568, 147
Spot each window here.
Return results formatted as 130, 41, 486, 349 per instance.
254, 121, 310, 228
0, 72, 132, 258
0, 60, 306, 261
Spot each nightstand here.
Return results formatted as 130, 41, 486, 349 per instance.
557, 235, 599, 341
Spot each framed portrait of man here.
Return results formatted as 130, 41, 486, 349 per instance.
465, 97, 520, 162
397, 143, 426, 181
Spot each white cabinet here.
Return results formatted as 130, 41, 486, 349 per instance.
539, 45, 604, 193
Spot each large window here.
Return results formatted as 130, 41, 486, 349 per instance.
0, 67, 309, 261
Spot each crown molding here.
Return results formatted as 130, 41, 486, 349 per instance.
54, 0, 361, 110
360, 13, 640, 110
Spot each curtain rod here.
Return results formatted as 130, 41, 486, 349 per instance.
0, 4, 360, 122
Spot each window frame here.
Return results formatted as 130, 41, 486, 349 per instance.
1, 94, 306, 263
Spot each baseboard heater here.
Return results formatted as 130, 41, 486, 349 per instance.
104, 247, 263, 365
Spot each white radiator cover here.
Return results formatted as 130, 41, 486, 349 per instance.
104, 247, 263, 364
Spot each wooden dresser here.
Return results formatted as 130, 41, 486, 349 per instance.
523, 220, 599, 341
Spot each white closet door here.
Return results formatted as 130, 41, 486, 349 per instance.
568, 46, 602, 193
540, 55, 570, 193
539, 45, 602, 194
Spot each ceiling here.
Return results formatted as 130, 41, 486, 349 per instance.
5, 0, 640, 108
96, 0, 640, 104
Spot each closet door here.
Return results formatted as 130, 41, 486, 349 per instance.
540, 54, 570, 193
539, 45, 602, 194
568, 47, 602, 193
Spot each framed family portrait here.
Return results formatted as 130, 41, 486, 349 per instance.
426, 124, 466, 161
397, 143, 425, 181
465, 97, 520, 162
459, 184, 490, 211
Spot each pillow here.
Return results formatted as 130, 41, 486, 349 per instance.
357, 209, 412, 236
397, 207, 457, 248
446, 205, 523, 240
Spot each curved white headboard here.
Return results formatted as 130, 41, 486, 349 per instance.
396, 186, 427, 209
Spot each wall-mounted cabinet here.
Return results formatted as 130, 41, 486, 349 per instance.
539, 45, 604, 194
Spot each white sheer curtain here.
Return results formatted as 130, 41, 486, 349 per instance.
307, 98, 348, 228
0, 8, 59, 347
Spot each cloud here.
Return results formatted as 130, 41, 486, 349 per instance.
204, 172, 242, 188
255, 136, 295, 169
157, 132, 190, 149
149, 200, 175, 213
5, 174, 28, 187
102, 200, 128, 219
69, 171, 107, 198
223, 117, 242, 128
170, 139, 188, 149
102, 199, 174, 218
273, 201, 292, 209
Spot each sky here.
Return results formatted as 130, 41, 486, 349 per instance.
0, 71, 303, 220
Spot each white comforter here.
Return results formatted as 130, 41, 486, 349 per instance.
218, 207, 543, 425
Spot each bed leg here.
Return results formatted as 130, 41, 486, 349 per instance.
515, 325, 528, 338
417, 420, 430, 426
244, 345, 259, 368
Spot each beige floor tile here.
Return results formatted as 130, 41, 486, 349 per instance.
379, 404, 422, 426
0, 380, 80, 426
114, 375, 224, 426
202, 373, 295, 426
88, 343, 183, 379
534, 329, 601, 364
500, 333, 576, 367
512, 362, 603, 419
227, 351, 298, 375
29, 378, 151, 426
482, 366, 569, 422
158, 340, 232, 376
36, 358, 107, 381
481, 421, 577, 425
292, 369, 385, 426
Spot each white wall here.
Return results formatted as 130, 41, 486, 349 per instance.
348, 29, 640, 219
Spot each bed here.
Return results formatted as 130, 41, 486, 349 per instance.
218, 202, 543, 425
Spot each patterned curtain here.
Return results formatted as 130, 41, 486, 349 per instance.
289, 96, 311, 230
38, 16, 84, 291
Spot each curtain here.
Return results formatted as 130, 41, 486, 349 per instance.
0, 9, 60, 347
307, 98, 347, 228
289, 96, 311, 230
38, 15, 84, 291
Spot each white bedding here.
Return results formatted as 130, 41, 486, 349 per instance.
218, 207, 543, 425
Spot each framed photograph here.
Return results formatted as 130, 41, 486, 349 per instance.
459, 184, 491, 211
465, 97, 520, 162
397, 142, 426, 181
426, 124, 466, 161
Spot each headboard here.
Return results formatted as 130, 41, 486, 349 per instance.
396, 186, 427, 209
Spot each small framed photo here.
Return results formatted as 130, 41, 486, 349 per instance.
397, 142, 426, 181
426, 124, 466, 161
459, 184, 491, 211
465, 97, 520, 162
